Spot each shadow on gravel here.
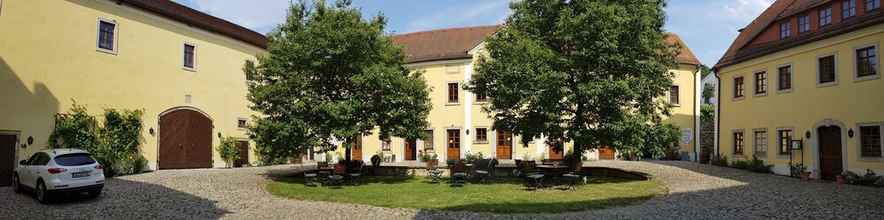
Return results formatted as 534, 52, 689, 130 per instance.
3, 178, 230, 219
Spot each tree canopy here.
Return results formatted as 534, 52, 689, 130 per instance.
244, 0, 431, 164
467, 0, 680, 158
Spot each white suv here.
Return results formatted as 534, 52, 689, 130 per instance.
12, 149, 105, 203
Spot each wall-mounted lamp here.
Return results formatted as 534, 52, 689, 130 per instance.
149, 128, 155, 136
217, 132, 223, 138
466, 129, 470, 135
805, 131, 811, 139
27, 136, 33, 145
848, 129, 855, 138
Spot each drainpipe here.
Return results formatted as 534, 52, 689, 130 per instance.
694, 65, 701, 162
714, 70, 721, 157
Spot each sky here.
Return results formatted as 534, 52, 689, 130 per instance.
172, 0, 774, 66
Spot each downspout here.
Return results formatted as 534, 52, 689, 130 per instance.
463, 61, 474, 157
714, 69, 721, 157
694, 65, 701, 162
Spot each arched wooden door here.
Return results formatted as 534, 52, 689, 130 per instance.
818, 126, 843, 181
159, 108, 213, 169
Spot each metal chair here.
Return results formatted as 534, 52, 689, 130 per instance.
473, 159, 498, 183
327, 163, 347, 187
520, 161, 544, 189
450, 160, 468, 186
347, 160, 364, 185
304, 172, 319, 187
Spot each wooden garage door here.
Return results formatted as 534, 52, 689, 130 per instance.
159, 109, 213, 169
0, 135, 15, 186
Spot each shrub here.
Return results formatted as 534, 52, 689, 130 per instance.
216, 136, 240, 168
50, 102, 145, 177
710, 154, 728, 167
730, 156, 772, 173
790, 163, 808, 177
464, 151, 484, 164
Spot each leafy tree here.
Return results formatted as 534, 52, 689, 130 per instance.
245, 0, 431, 163
467, 0, 679, 158
216, 136, 240, 168
702, 83, 715, 104
699, 64, 713, 78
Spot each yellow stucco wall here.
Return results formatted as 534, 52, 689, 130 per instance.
0, 0, 263, 169
666, 64, 700, 157
334, 50, 699, 163
718, 23, 884, 176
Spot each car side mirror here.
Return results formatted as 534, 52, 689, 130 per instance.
19, 160, 27, 166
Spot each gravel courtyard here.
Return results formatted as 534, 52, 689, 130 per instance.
2, 161, 883, 219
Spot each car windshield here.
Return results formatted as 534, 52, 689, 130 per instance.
54, 153, 97, 166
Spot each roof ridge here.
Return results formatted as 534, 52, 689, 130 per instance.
392, 25, 501, 37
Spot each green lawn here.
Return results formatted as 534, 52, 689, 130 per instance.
266, 175, 667, 213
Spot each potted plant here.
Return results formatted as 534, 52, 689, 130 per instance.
790, 163, 810, 180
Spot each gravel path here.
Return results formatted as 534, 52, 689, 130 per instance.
2, 161, 883, 219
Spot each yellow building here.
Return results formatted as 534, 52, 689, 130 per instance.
715, 0, 884, 179
332, 26, 702, 164
0, 0, 265, 178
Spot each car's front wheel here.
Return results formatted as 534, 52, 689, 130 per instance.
35, 180, 51, 204
12, 174, 22, 193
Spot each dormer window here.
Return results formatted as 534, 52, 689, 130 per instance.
867, 0, 881, 11
779, 22, 791, 39
798, 15, 810, 33
819, 7, 832, 27
843, 0, 857, 18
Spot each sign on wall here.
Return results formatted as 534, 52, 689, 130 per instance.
681, 128, 693, 145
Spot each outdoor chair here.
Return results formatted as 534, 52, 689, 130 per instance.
347, 160, 364, 185
450, 160, 468, 186
304, 171, 319, 187
520, 161, 544, 189
426, 161, 444, 183
473, 159, 498, 183
327, 163, 347, 187
562, 161, 583, 191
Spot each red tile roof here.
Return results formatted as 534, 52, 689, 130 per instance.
392, 25, 701, 66
392, 25, 500, 64
120, 0, 267, 49
715, 0, 884, 70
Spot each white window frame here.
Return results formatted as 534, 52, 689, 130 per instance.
446, 81, 461, 105
776, 63, 794, 93
816, 53, 839, 87
380, 138, 392, 151
732, 75, 745, 101
776, 127, 795, 158
753, 128, 768, 158
853, 42, 880, 82
183, 42, 197, 72
669, 85, 680, 106
753, 69, 768, 97
473, 127, 489, 144
732, 129, 745, 158
236, 118, 248, 130
420, 129, 434, 151
96, 17, 119, 55
856, 122, 884, 162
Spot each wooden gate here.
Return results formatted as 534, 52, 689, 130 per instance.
818, 126, 843, 180
0, 135, 15, 186
496, 131, 512, 159
234, 141, 249, 167
159, 109, 213, 169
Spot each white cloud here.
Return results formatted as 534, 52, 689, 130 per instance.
174, 0, 291, 34
721, 0, 774, 27
403, 1, 511, 33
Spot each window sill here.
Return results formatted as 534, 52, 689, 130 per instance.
671, 103, 681, 107
732, 154, 746, 160
473, 141, 488, 144
753, 92, 768, 97
732, 97, 745, 102
474, 101, 488, 105
858, 157, 884, 163
753, 153, 767, 159
776, 89, 792, 94
96, 48, 117, 56
816, 82, 838, 88
183, 67, 197, 72
445, 103, 460, 106
854, 74, 880, 83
